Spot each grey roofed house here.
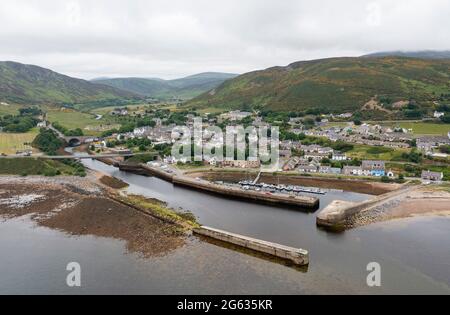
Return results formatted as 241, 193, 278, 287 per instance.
421, 170, 444, 181
298, 165, 318, 173
362, 160, 385, 170
319, 166, 341, 174
343, 166, 363, 175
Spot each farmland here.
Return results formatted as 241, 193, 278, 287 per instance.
46, 108, 119, 136
0, 128, 39, 155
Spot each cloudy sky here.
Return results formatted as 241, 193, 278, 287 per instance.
0, 0, 449, 79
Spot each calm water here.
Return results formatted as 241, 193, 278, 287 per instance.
0, 158, 449, 294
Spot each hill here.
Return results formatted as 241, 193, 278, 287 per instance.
93, 72, 238, 100
0, 61, 139, 105
363, 51, 450, 59
186, 57, 450, 116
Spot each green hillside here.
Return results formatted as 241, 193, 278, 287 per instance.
94, 72, 238, 100
187, 57, 450, 115
0, 61, 139, 105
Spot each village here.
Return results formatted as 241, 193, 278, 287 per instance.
86, 107, 449, 183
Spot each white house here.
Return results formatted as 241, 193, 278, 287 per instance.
332, 152, 348, 161
434, 111, 445, 118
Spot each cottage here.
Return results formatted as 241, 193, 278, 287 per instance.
298, 165, 318, 173
283, 157, 300, 171
421, 171, 444, 182
343, 166, 363, 176
319, 166, 341, 175
362, 160, 386, 177
279, 149, 292, 159
221, 160, 261, 169
332, 152, 348, 161
304, 152, 329, 161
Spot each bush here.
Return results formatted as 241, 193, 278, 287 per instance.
367, 147, 393, 155
44, 168, 58, 177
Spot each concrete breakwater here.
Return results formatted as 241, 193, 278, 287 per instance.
118, 163, 319, 210
316, 185, 414, 229
194, 226, 309, 266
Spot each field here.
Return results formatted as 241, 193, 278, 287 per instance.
370, 121, 450, 135
0, 128, 39, 155
347, 145, 410, 161
46, 109, 119, 136
397, 122, 450, 135
0, 103, 21, 116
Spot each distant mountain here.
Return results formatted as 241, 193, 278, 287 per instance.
93, 72, 239, 100
187, 57, 450, 115
363, 50, 450, 59
0, 61, 139, 105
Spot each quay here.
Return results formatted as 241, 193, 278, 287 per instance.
194, 226, 309, 266
118, 163, 320, 210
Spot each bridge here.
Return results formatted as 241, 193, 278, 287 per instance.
0, 153, 157, 160
46, 124, 95, 146
64, 136, 96, 147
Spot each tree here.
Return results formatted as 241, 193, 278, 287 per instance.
441, 114, 450, 124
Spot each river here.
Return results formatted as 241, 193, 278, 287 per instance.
0, 157, 449, 294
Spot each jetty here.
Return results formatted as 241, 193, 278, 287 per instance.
194, 226, 309, 266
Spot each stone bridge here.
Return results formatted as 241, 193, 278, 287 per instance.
64, 136, 97, 147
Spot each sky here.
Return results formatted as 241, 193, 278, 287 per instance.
0, 0, 449, 79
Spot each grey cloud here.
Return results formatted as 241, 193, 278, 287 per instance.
0, 0, 448, 79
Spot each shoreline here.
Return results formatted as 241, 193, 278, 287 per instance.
0, 173, 193, 258
317, 184, 450, 230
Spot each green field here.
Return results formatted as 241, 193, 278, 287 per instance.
0, 128, 39, 155
46, 109, 119, 136
365, 121, 450, 135
397, 122, 450, 135
0, 103, 21, 116
347, 145, 410, 161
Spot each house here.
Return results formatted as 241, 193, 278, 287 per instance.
283, 157, 300, 171
111, 108, 129, 116
304, 152, 329, 161
279, 149, 292, 159
362, 160, 386, 177
332, 152, 348, 161
319, 166, 341, 175
318, 147, 334, 155
298, 165, 318, 173
37, 121, 47, 128
434, 111, 445, 119
220, 111, 252, 122
221, 160, 261, 169
133, 126, 152, 137
421, 171, 444, 182
343, 166, 363, 176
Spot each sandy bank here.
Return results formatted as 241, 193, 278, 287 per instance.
346, 187, 450, 229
